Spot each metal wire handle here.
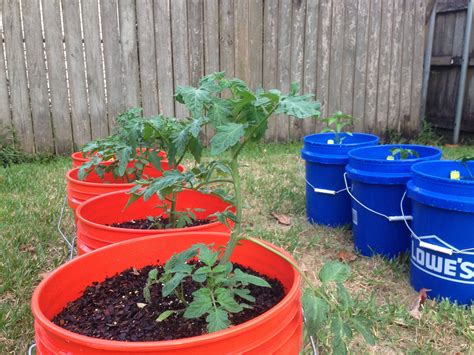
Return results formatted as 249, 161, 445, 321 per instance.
58, 193, 76, 260
343, 172, 413, 222
28, 343, 36, 355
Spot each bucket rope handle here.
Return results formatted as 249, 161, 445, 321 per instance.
28, 343, 36, 355
343, 173, 413, 222
400, 191, 474, 256
58, 193, 76, 260
302, 308, 318, 355
300, 158, 350, 196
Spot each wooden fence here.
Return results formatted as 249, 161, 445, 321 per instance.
0, 0, 432, 154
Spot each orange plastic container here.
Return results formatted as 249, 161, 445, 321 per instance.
32, 232, 302, 354
66, 161, 182, 212
71, 150, 167, 168
75, 189, 233, 254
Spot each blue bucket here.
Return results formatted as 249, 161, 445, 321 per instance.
345, 144, 442, 258
301, 132, 379, 227
407, 160, 474, 304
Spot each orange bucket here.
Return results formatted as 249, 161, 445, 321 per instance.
75, 189, 233, 254
71, 149, 167, 168
66, 161, 182, 212
32, 232, 302, 354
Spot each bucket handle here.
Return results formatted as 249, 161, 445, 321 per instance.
400, 191, 474, 256
343, 173, 413, 222
58, 193, 76, 260
305, 177, 349, 196
28, 343, 36, 355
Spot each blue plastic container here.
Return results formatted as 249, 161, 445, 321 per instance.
407, 160, 474, 304
346, 144, 442, 258
301, 132, 379, 227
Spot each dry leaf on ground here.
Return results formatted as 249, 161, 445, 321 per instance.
271, 212, 292, 226
38, 272, 50, 280
409, 288, 430, 319
336, 250, 357, 262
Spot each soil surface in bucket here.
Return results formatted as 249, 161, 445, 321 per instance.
108, 217, 212, 230
52, 263, 284, 341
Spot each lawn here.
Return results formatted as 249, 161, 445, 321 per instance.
1, 142, 473, 354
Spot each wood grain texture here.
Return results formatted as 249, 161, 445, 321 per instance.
82, 0, 107, 139
328, 0, 344, 115
154, 0, 174, 117
42, 0, 73, 153
263, 0, 278, 141
188, 0, 204, 86
22, 0, 54, 153
375, 0, 394, 132
341, 0, 357, 116
317, 0, 332, 119
248, 0, 263, 91
62, 0, 91, 147
170, 0, 190, 118
400, 0, 415, 134
119, 0, 140, 109
289, 0, 306, 140
3, 0, 34, 152
0, 25, 12, 144
235, 0, 250, 82
353, 0, 369, 131
220, 0, 235, 78
303, 0, 319, 134
137, 0, 159, 116
100, 0, 124, 128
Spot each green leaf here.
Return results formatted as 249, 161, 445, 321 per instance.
184, 288, 213, 319
210, 123, 246, 155
208, 99, 233, 126
212, 262, 233, 275
234, 288, 255, 303
192, 273, 207, 283
206, 308, 230, 333
170, 263, 193, 274
319, 261, 351, 284
351, 317, 376, 345
336, 283, 353, 310
215, 288, 243, 313
156, 310, 176, 322
162, 272, 186, 297
125, 192, 142, 208
331, 316, 348, 355
175, 85, 213, 117
233, 268, 271, 287
199, 245, 218, 266
118, 147, 132, 176
276, 93, 321, 119
301, 288, 328, 334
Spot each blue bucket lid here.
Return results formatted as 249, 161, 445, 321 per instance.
346, 144, 442, 184
301, 132, 379, 165
407, 160, 474, 212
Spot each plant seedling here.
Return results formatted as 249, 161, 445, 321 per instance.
320, 111, 355, 144
388, 147, 420, 160
455, 156, 474, 180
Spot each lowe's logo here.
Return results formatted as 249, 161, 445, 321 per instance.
411, 241, 474, 284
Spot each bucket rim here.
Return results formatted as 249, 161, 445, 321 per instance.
411, 160, 474, 186
303, 132, 380, 147
348, 144, 442, 163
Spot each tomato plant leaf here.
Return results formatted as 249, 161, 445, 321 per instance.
206, 308, 230, 333
184, 288, 213, 319
210, 123, 246, 155
319, 261, 351, 284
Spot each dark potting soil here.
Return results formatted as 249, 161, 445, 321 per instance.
108, 217, 211, 230
52, 263, 285, 342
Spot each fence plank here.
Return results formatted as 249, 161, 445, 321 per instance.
100, 0, 123, 128
341, 0, 357, 115
303, 0, 319, 134
154, 0, 174, 117
203, 0, 219, 143
248, 0, 263, 91
170, 0, 189, 118
42, 0, 72, 153
235, 0, 250, 83
409, 0, 427, 132
328, 0, 344, 115
400, 0, 415, 134
62, 0, 91, 147
289, 0, 306, 140
387, 0, 404, 131
119, 0, 140, 109
318, 0, 332, 119
82, 0, 107, 139
188, 0, 204, 86
137, 0, 159, 116
0, 24, 11, 144
220, 0, 235, 78
22, 0, 54, 153
353, 0, 369, 130
3, 0, 34, 152
375, 0, 394, 132
364, 0, 382, 132
263, 0, 279, 141
276, 0, 292, 141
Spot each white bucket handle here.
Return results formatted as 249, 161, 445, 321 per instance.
343, 172, 413, 222
58, 192, 76, 260
400, 191, 474, 256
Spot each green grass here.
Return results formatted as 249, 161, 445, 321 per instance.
1, 142, 474, 353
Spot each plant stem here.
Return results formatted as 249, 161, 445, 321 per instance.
220, 157, 242, 264
194, 179, 234, 190
169, 192, 178, 228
